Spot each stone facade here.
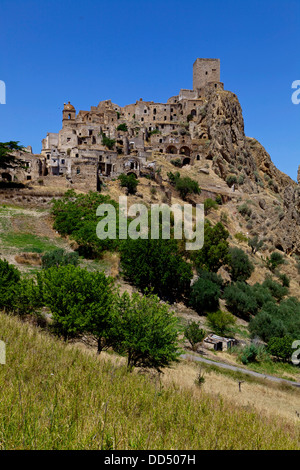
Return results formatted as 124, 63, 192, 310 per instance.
9, 59, 224, 190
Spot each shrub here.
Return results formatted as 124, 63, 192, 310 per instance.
101, 133, 116, 150
278, 273, 290, 288
175, 176, 201, 200
0, 259, 21, 312
248, 235, 264, 254
170, 158, 182, 168
118, 173, 139, 194
42, 249, 79, 269
234, 232, 249, 244
226, 175, 237, 187
238, 203, 252, 217
223, 282, 259, 319
204, 198, 218, 215
117, 124, 128, 132
184, 321, 206, 351
240, 344, 259, 365
206, 310, 236, 336
262, 278, 288, 301
189, 278, 220, 314
227, 247, 254, 282
266, 252, 285, 272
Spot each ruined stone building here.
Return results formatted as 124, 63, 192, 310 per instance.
3, 59, 223, 190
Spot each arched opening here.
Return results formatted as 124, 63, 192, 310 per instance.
191, 109, 197, 117
180, 146, 191, 157
1, 173, 12, 182
182, 157, 191, 166
166, 145, 177, 155
196, 155, 200, 161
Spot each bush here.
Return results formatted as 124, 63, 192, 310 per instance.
204, 198, 218, 215
227, 247, 254, 282
42, 249, 79, 269
206, 310, 236, 336
189, 278, 220, 314
266, 252, 285, 272
111, 292, 180, 371
101, 133, 116, 150
117, 124, 128, 132
262, 278, 288, 301
184, 321, 206, 351
267, 336, 294, 362
238, 203, 252, 217
248, 235, 264, 254
223, 282, 260, 319
118, 173, 139, 194
226, 175, 237, 187
167, 172, 201, 200
240, 344, 259, 365
0, 259, 21, 312
120, 238, 193, 302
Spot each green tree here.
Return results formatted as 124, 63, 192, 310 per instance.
118, 173, 139, 194
227, 247, 254, 282
248, 235, 264, 254
184, 321, 206, 351
0, 141, 24, 170
0, 259, 21, 312
194, 222, 230, 272
120, 238, 192, 302
204, 198, 218, 215
206, 310, 236, 336
112, 292, 180, 371
189, 278, 220, 314
267, 336, 294, 362
38, 265, 115, 348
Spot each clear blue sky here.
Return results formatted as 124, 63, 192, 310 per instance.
0, 0, 299, 180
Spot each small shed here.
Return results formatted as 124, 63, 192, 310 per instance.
203, 334, 236, 352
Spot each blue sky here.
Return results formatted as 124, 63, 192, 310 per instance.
0, 0, 299, 180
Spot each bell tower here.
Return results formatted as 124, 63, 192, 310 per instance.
62, 101, 76, 128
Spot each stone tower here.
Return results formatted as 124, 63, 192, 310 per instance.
62, 102, 76, 128
193, 58, 220, 90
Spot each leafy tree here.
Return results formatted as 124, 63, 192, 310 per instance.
227, 247, 254, 282
278, 273, 290, 288
111, 292, 180, 371
204, 198, 218, 215
118, 173, 139, 194
38, 265, 115, 348
184, 321, 206, 351
197, 269, 224, 289
51, 190, 121, 257
175, 176, 201, 200
206, 310, 236, 336
248, 235, 264, 254
0, 259, 21, 311
267, 336, 294, 362
262, 278, 288, 302
42, 248, 79, 269
226, 174, 237, 187
0, 141, 24, 170
194, 222, 230, 272
189, 278, 220, 314
167, 172, 201, 200
120, 238, 192, 302
223, 282, 259, 319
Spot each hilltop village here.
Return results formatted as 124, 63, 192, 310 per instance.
5, 59, 223, 191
